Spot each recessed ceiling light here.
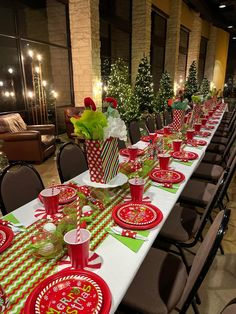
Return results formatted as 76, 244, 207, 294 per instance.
228, 25, 233, 28
233, 37, 236, 40
219, 4, 226, 8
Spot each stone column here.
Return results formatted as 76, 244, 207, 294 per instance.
186, 12, 202, 74
164, 0, 182, 85
204, 25, 217, 82
131, 0, 152, 86
69, 0, 102, 107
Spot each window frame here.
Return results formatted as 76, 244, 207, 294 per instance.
178, 25, 189, 80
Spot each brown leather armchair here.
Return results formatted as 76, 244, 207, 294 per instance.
64, 106, 84, 138
0, 114, 56, 163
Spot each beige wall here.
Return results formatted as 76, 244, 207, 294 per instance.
212, 28, 230, 91
181, 1, 193, 29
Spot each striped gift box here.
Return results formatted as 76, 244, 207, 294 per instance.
85, 137, 119, 183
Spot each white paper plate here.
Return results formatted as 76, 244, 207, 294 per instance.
82, 172, 128, 188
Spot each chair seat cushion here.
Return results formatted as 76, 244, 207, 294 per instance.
159, 205, 200, 242
206, 143, 225, 154
193, 163, 224, 183
202, 152, 222, 164
222, 304, 236, 314
41, 135, 55, 148
214, 130, 228, 137
179, 179, 216, 207
211, 136, 228, 145
122, 248, 187, 314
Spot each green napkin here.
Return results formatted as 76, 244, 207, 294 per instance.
3, 213, 20, 224
152, 183, 180, 194
186, 144, 204, 150
107, 228, 149, 253
173, 159, 194, 166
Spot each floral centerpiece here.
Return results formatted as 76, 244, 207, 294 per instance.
168, 98, 189, 131
71, 97, 127, 183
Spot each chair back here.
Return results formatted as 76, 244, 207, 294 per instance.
0, 162, 44, 214
155, 113, 163, 130
163, 111, 172, 125
118, 139, 126, 150
222, 128, 236, 164
57, 142, 88, 183
145, 115, 156, 133
179, 209, 231, 313
226, 145, 236, 169
128, 121, 141, 144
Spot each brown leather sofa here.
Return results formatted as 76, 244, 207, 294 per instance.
64, 106, 84, 138
0, 113, 56, 163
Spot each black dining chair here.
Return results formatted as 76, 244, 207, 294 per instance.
56, 142, 88, 183
221, 298, 236, 314
145, 115, 156, 133
119, 209, 230, 314
163, 110, 172, 125
128, 121, 142, 145
0, 162, 45, 215
155, 112, 163, 130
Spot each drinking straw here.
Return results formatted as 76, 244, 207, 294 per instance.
51, 179, 55, 195
76, 196, 80, 243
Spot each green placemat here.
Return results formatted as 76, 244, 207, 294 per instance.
3, 213, 20, 224
152, 183, 180, 194
106, 229, 149, 253
173, 159, 194, 166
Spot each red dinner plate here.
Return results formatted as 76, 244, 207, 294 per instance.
119, 148, 144, 157
203, 125, 215, 130
112, 202, 163, 230
0, 225, 14, 253
24, 269, 111, 314
156, 129, 164, 134
196, 131, 211, 137
171, 151, 199, 160
140, 135, 151, 142
208, 120, 218, 124
39, 185, 77, 205
188, 139, 207, 146
149, 169, 185, 184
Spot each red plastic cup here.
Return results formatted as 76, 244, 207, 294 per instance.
128, 146, 138, 161
40, 188, 60, 215
201, 118, 207, 126
129, 178, 145, 202
64, 229, 91, 269
173, 139, 182, 152
149, 132, 157, 143
163, 126, 171, 135
158, 153, 170, 170
194, 123, 202, 132
209, 110, 214, 117
186, 129, 195, 140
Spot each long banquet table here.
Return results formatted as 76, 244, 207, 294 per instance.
0, 111, 224, 314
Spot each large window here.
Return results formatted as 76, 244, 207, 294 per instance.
177, 27, 189, 83
151, 8, 167, 91
0, 0, 73, 129
100, 0, 132, 82
198, 37, 208, 84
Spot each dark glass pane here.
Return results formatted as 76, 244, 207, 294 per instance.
153, 14, 166, 37
21, 40, 71, 126
198, 37, 208, 82
115, 0, 131, 21
0, 1, 15, 35
0, 36, 24, 112
177, 53, 187, 81
18, 0, 67, 46
110, 26, 130, 62
179, 29, 189, 49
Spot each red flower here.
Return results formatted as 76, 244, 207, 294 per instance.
104, 97, 118, 108
167, 99, 173, 107
84, 97, 96, 111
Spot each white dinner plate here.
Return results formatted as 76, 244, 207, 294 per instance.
82, 172, 128, 188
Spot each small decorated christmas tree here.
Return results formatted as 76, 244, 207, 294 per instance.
184, 61, 199, 101
134, 56, 155, 113
106, 58, 133, 122
155, 71, 174, 112
200, 77, 210, 97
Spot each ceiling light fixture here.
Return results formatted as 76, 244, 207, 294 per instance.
228, 26, 233, 29
219, 4, 226, 8
233, 37, 236, 39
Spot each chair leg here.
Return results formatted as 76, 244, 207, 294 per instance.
219, 243, 225, 255
225, 192, 230, 202
191, 299, 200, 314
195, 293, 201, 305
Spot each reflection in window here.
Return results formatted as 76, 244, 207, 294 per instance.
21, 41, 71, 125
18, 0, 67, 46
151, 9, 167, 91
177, 27, 189, 84
198, 37, 208, 84
0, 36, 24, 112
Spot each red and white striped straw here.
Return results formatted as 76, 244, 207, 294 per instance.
76, 196, 80, 243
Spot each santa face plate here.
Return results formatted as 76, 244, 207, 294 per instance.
149, 169, 185, 184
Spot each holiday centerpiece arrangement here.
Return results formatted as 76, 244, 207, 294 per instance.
168, 97, 189, 131
191, 94, 203, 124
71, 97, 127, 184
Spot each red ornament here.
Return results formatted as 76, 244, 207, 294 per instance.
104, 97, 118, 108
84, 97, 96, 111
167, 98, 173, 106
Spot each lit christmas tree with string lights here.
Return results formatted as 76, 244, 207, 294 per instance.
106, 58, 139, 122
184, 60, 199, 101
200, 77, 210, 97
134, 56, 155, 113
155, 71, 174, 112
